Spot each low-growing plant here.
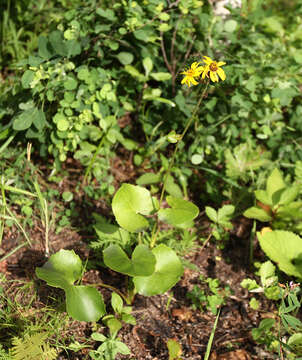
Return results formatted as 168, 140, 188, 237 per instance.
244, 168, 302, 233
187, 275, 231, 315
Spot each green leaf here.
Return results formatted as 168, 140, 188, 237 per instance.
259, 261, 276, 287
13, 107, 42, 131
36, 250, 106, 322
165, 175, 183, 198
258, 230, 302, 278
38, 36, 53, 59
64, 77, 78, 90
103, 244, 156, 276
112, 184, 155, 232
136, 173, 161, 185
33, 109, 47, 131
217, 205, 234, 222
36, 249, 82, 289
134, 244, 183, 296
278, 186, 300, 206
224, 19, 237, 32
125, 65, 146, 82
254, 190, 272, 205
167, 339, 182, 360
243, 206, 272, 222
111, 292, 123, 315
205, 206, 218, 223
21, 70, 35, 88
266, 168, 285, 202
117, 52, 134, 65
96, 8, 116, 21
143, 57, 153, 76
150, 72, 172, 81
94, 223, 130, 246
158, 196, 199, 228
65, 285, 106, 322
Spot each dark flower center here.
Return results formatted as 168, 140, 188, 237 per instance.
210, 62, 218, 72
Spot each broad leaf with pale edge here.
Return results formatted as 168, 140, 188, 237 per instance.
112, 184, 155, 232
244, 206, 272, 222
134, 244, 183, 296
158, 196, 199, 227
36, 250, 105, 321
103, 244, 156, 276
258, 230, 302, 278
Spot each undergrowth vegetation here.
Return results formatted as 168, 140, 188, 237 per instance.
1, 0, 302, 359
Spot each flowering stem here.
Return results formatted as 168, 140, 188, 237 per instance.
150, 81, 209, 248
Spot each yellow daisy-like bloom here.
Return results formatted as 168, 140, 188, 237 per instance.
181, 61, 204, 87
202, 56, 226, 82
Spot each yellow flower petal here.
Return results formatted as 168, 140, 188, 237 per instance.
191, 61, 201, 69
217, 61, 226, 66
217, 67, 226, 81
203, 56, 213, 64
202, 65, 209, 78
210, 71, 218, 82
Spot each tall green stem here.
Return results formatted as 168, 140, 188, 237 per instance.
150, 81, 209, 248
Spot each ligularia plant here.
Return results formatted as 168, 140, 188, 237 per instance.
36, 55, 226, 321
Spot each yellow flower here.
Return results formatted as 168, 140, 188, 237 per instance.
181, 62, 204, 87
202, 56, 226, 82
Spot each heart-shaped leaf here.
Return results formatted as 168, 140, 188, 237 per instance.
36, 249, 106, 322
103, 244, 156, 276
112, 184, 155, 232
258, 230, 302, 278
134, 244, 183, 296
158, 196, 199, 228
65, 285, 106, 322
36, 249, 82, 289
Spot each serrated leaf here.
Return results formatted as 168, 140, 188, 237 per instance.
258, 230, 302, 278
134, 244, 183, 296
112, 183, 155, 232
103, 244, 156, 276
255, 190, 272, 205
243, 206, 272, 222
158, 196, 199, 227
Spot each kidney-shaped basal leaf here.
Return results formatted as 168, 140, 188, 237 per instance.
36, 250, 106, 322
112, 184, 155, 232
103, 244, 156, 276
36, 249, 82, 289
158, 196, 199, 228
258, 230, 302, 278
65, 285, 106, 322
134, 244, 183, 296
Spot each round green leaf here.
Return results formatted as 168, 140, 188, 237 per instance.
103, 244, 156, 276
224, 20, 237, 32
36, 249, 82, 289
117, 52, 134, 65
191, 154, 203, 165
158, 196, 199, 227
57, 117, 69, 132
64, 77, 78, 90
13, 108, 36, 131
65, 285, 106, 321
112, 184, 155, 232
134, 244, 183, 296
258, 230, 302, 278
